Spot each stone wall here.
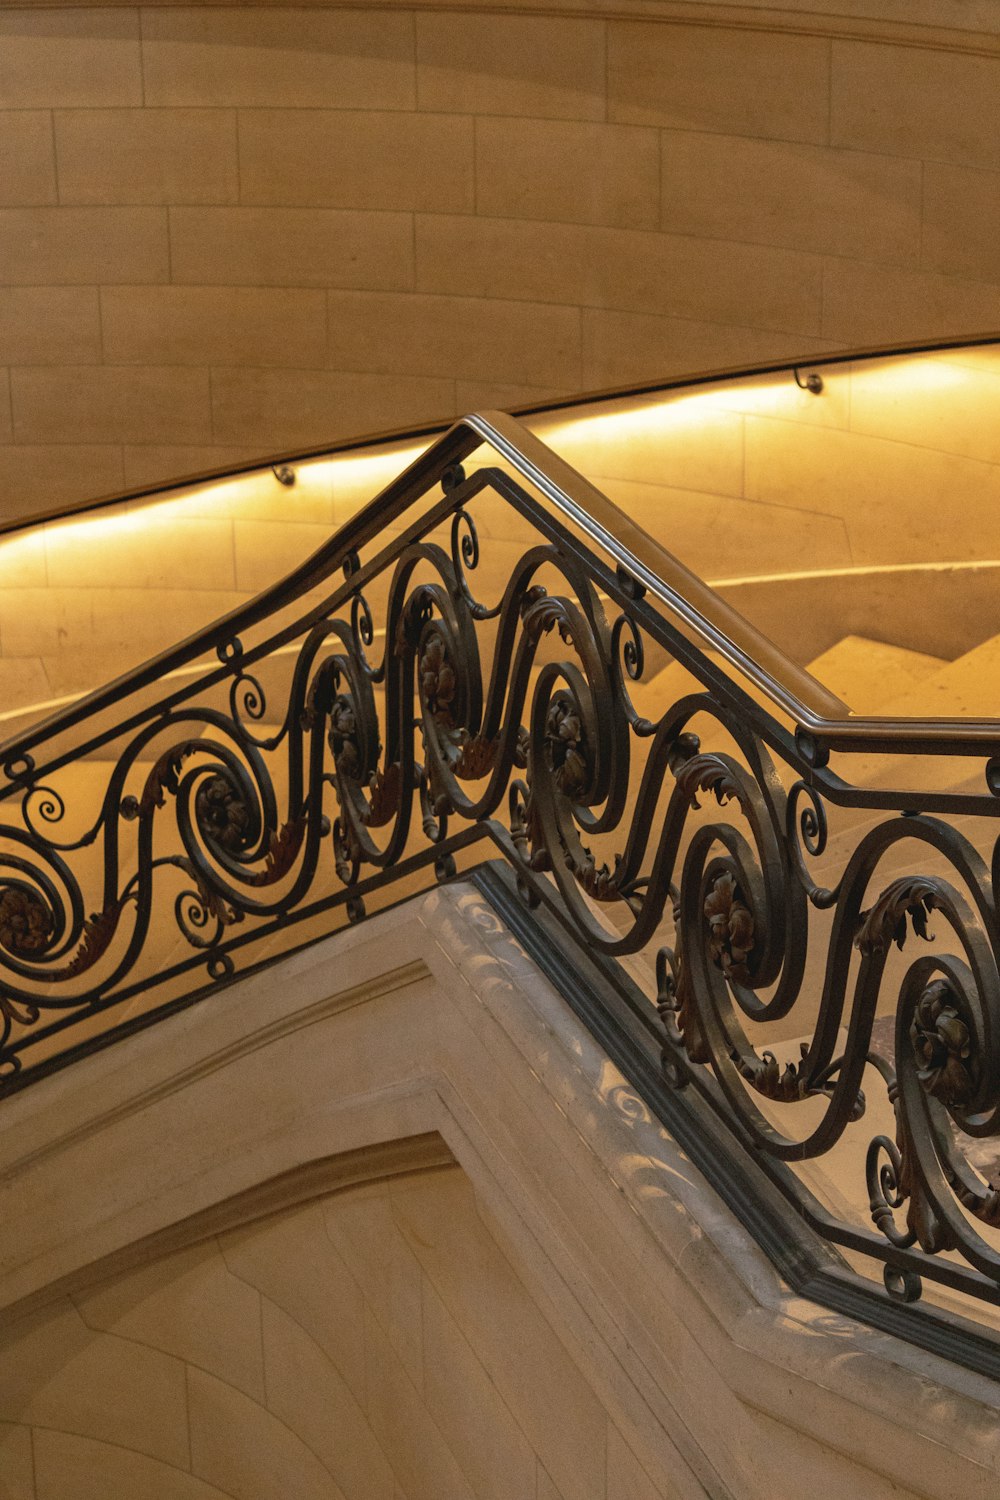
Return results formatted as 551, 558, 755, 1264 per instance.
2, 1163, 664, 1500
0, 4, 999, 519
2, 884, 998, 1500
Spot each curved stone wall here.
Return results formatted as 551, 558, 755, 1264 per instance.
0, 3, 998, 520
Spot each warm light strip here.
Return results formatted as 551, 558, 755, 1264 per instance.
708, 558, 1000, 589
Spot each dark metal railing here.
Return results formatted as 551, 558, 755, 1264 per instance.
4, 406, 1000, 1372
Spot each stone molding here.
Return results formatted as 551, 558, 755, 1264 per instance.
3, 1, 999, 57
1, 882, 998, 1497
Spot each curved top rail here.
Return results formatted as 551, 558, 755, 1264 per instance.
3, 330, 998, 545
4, 404, 1000, 779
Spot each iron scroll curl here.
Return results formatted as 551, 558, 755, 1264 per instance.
2, 428, 1000, 1344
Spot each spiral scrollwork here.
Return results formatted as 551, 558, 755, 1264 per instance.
5, 438, 1000, 1336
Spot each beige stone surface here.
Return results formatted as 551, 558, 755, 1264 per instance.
239, 109, 474, 213
101, 286, 327, 369
662, 131, 922, 262
178, 458, 337, 522
328, 290, 581, 386
712, 361, 852, 429
455, 380, 568, 411
416, 14, 604, 121
0, 111, 57, 207
596, 476, 853, 580
0, 5, 995, 518
0, 207, 168, 285
721, 562, 1000, 666
0, 1421, 34, 1500
33, 1428, 232, 1500
122, 444, 270, 489
849, 350, 1000, 466
606, 1425, 667, 1500
535, 1468, 566, 1500
188, 1366, 346, 1500
0, 370, 11, 445
169, 205, 413, 291
608, 22, 829, 141
392, 1172, 609, 1500
0, 1299, 188, 1466
262, 1298, 396, 1500
323, 1185, 426, 1390
476, 117, 660, 230
881, 631, 1000, 718
0, 444, 124, 519
44, 512, 233, 590
743, 414, 1000, 565
233, 517, 331, 592
12, 366, 210, 446
831, 40, 1000, 170
55, 109, 239, 206
0, 4, 994, 519
75, 1238, 265, 1401
210, 367, 452, 447
0, 10, 142, 109
922, 162, 1000, 282
0, 528, 46, 587
806, 635, 946, 714
532, 399, 745, 495
220, 1201, 368, 1409
0, 287, 100, 366
0, 658, 56, 710
821, 260, 1000, 343
416, 215, 825, 334
580, 308, 840, 387
142, 9, 416, 110
0, 585, 244, 659
365, 1304, 475, 1500
422, 1279, 537, 1500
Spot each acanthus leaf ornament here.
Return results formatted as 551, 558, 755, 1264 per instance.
246, 817, 306, 888
140, 742, 198, 817
366, 762, 403, 827
170, 856, 240, 929
452, 732, 498, 781
65, 897, 132, 978
673, 752, 747, 812
855, 876, 941, 957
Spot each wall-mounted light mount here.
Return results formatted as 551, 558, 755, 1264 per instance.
794, 368, 824, 395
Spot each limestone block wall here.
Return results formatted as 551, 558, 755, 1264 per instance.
1, 1165, 658, 1500
0, 4, 999, 520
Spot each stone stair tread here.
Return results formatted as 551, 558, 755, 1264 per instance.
878, 631, 1000, 719
805, 636, 947, 716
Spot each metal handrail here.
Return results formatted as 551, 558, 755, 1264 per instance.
7, 400, 1000, 788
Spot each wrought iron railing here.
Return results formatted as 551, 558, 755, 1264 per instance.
5, 401, 1000, 1372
